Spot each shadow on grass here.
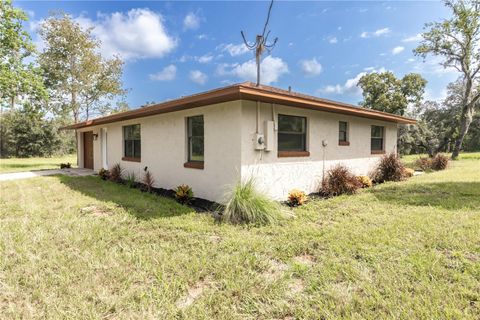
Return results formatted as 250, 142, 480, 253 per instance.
371, 181, 480, 211
59, 175, 193, 220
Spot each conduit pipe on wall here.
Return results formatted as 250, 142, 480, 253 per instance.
256, 101, 261, 133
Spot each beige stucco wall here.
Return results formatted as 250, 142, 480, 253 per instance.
77, 101, 243, 202
240, 101, 398, 199
76, 99, 398, 202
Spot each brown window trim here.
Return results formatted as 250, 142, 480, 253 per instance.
371, 150, 386, 155
278, 151, 310, 158
184, 161, 204, 169
122, 156, 141, 162
338, 141, 350, 146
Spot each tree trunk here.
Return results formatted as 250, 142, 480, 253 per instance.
452, 103, 474, 159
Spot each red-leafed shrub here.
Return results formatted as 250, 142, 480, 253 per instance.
322, 165, 361, 196
375, 153, 405, 183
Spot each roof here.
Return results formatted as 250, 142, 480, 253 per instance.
62, 81, 416, 129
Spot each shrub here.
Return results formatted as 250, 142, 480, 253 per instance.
415, 157, 432, 171
142, 169, 155, 193
321, 165, 361, 196
287, 189, 307, 207
125, 172, 136, 188
98, 168, 110, 180
403, 167, 415, 178
356, 175, 373, 188
221, 178, 281, 225
431, 153, 449, 171
60, 162, 71, 169
109, 163, 123, 183
175, 184, 194, 204
374, 153, 405, 183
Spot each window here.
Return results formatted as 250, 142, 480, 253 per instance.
339, 121, 349, 145
186, 115, 204, 167
278, 114, 308, 156
371, 125, 384, 153
123, 124, 141, 161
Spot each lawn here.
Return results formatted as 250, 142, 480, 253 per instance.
0, 156, 479, 319
0, 154, 77, 173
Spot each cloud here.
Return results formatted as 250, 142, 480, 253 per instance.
402, 33, 422, 43
189, 70, 208, 84
70, 9, 177, 61
217, 43, 250, 57
392, 46, 405, 55
183, 12, 201, 30
318, 67, 386, 95
300, 58, 322, 76
218, 55, 288, 85
196, 54, 214, 63
328, 37, 338, 44
149, 64, 177, 81
360, 27, 391, 38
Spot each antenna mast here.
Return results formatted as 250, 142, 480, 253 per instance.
241, 0, 278, 86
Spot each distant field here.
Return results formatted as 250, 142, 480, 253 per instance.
0, 155, 77, 173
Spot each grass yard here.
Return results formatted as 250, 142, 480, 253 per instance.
0, 156, 479, 319
0, 154, 77, 173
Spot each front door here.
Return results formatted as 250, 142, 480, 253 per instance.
83, 131, 94, 169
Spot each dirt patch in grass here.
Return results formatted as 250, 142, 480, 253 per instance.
294, 254, 316, 266
287, 278, 305, 297
80, 205, 113, 217
263, 259, 288, 282
175, 277, 212, 309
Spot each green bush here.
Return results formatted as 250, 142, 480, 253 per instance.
125, 172, 136, 188
221, 178, 281, 225
98, 168, 110, 180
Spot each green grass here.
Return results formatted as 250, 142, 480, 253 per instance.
0, 154, 77, 173
0, 157, 479, 319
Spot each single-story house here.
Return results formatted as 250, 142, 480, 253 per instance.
63, 82, 416, 202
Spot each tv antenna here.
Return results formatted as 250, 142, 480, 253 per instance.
241, 0, 278, 87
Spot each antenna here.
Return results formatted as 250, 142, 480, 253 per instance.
241, 0, 278, 86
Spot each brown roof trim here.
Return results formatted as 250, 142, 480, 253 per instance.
62, 82, 416, 130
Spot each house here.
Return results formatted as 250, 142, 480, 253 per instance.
63, 82, 416, 202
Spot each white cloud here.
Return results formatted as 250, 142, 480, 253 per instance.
318, 67, 386, 95
183, 12, 201, 30
149, 64, 177, 81
196, 54, 213, 64
392, 46, 405, 55
300, 58, 322, 76
71, 9, 177, 61
189, 70, 208, 84
218, 43, 250, 57
218, 55, 288, 85
402, 33, 422, 43
360, 27, 391, 38
328, 37, 338, 44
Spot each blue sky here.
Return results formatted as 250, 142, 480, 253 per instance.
17, 1, 458, 109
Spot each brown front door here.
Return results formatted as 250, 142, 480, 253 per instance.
83, 131, 94, 169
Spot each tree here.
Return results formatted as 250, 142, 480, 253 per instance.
0, 0, 47, 156
415, 0, 480, 159
1, 105, 63, 157
38, 13, 126, 123
357, 71, 427, 116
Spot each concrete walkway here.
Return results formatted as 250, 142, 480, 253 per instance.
0, 168, 96, 182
